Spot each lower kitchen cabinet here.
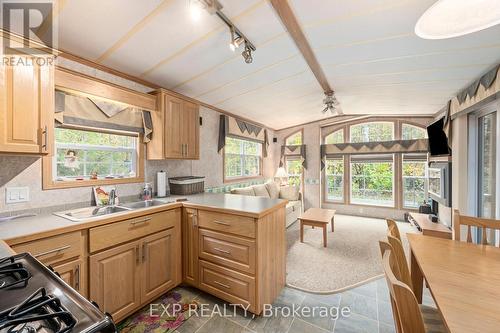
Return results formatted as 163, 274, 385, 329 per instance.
182, 208, 198, 287
89, 240, 142, 322
141, 228, 181, 302
52, 258, 86, 297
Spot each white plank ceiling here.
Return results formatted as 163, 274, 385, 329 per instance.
57, 0, 500, 129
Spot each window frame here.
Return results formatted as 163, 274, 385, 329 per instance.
283, 129, 304, 191
223, 136, 263, 183
402, 123, 428, 140
402, 154, 428, 209
42, 125, 145, 190
324, 157, 345, 203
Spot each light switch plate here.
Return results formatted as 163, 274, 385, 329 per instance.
6, 187, 29, 204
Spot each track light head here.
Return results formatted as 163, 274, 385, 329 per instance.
322, 91, 341, 114
242, 43, 253, 64
229, 26, 244, 52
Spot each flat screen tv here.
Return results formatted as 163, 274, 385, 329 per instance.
427, 118, 451, 156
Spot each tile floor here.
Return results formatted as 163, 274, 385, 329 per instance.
161, 278, 436, 333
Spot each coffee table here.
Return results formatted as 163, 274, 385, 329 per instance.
299, 208, 336, 247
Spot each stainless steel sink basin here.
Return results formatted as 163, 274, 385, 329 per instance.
119, 200, 172, 209
54, 206, 132, 222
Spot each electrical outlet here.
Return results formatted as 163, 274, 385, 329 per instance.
6, 187, 29, 204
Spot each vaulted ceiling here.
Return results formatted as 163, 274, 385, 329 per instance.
57, 0, 500, 129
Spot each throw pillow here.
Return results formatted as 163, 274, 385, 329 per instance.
231, 187, 255, 196
265, 181, 280, 199
279, 185, 300, 201
253, 184, 270, 197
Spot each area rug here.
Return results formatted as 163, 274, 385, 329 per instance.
117, 289, 199, 333
286, 214, 415, 293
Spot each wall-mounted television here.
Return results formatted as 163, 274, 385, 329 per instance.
427, 118, 451, 156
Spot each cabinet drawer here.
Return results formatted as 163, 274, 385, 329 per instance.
11, 231, 83, 265
199, 229, 255, 274
198, 210, 255, 238
199, 260, 255, 311
89, 209, 180, 252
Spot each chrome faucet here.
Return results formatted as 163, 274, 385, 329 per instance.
108, 189, 117, 206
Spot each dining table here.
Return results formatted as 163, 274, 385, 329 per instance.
408, 233, 500, 333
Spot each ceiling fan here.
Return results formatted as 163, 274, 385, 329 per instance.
322, 91, 343, 115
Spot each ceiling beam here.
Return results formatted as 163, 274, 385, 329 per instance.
269, 0, 333, 94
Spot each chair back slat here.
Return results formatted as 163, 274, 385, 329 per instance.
387, 219, 402, 242
454, 210, 500, 245
380, 246, 426, 333
387, 234, 412, 289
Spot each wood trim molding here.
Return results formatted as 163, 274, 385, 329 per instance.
55, 66, 157, 111
269, 0, 332, 93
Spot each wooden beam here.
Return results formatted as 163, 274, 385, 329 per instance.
269, 0, 332, 93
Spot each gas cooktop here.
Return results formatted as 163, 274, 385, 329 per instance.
0, 253, 116, 333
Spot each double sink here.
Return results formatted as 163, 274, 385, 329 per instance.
55, 200, 174, 222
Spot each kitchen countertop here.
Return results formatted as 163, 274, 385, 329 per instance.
0, 240, 15, 258
0, 193, 286, 245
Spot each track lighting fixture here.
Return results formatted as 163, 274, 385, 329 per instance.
242, 43, 253, 64
190, 0, 256, 64
322, 91, 342, 115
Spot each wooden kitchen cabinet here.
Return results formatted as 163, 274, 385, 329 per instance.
89, 240, 142, 322
141, 228, 181, 302
0, 55, 54, 155
52, 258, 86, 297
147, 90, 199, 160
182, 208, 199, 287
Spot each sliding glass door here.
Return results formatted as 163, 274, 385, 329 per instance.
478, 111, 497, 219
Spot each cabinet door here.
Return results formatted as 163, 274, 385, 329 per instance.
164, 95, 184, 158
141, 227, 181, 303
89, 240, 141, 322
52, 258, 86, 298
0, 56, 54, 154
182, 208, 199, 286
183, 101, 199, 159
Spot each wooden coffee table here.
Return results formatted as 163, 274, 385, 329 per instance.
299, 208, 336, 247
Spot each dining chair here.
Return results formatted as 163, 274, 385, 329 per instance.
380, 243, 447, 333
386, 233, 412, 289
453, 209, 500, 246
386, 219, 402, 242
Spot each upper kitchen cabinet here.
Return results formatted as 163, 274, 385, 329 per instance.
147, 90, 200, 160
0, 55, 54, 155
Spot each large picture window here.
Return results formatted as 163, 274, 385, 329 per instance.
224, 137, 262, 180
325, 158, 344, 201
53, 128, 139, 182
402, 155, 427, 209
350, 122, 394, 143
324, 129, 344, 144
402, 124, 427, 140
350, 155, 394, 207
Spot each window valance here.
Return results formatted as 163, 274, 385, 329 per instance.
279, 145, 307, 169
55, 90, 153, 142
450, 63, 500, 117
320, 139, 428, 170
217, 115, 270, 157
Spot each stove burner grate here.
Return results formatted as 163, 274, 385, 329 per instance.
0, 288, 76, 333
0, 255, 31, 290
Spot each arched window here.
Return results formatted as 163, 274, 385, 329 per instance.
285, 131, 302, 145
350, 122, 394, 143
402, 124, 427, 140
324, 129, 344, 144
284, 130, 304, 188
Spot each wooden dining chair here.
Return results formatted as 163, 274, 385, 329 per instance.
453, 210, 500, 245
387, 219, 402, 242
386, 233, 412, 289
380, 244, 447, 333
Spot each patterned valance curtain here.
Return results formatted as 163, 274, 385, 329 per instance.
217, 115, 270, 157
55, 90, 153, 142
279, 145, 307, 169
320, 139, 428, 170
457, 65, 499, 104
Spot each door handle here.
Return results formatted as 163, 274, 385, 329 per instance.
41, 126, 48, 151
74, 264, 80, 291
136, 245, 140, 264
185, 143, 189, 156
142, 243, 147, 263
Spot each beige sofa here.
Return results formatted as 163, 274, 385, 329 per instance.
230, 181, 302, 228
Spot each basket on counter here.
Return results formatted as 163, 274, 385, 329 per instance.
169, 176, 205, 195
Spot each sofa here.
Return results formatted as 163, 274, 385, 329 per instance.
230, 181, 302, 228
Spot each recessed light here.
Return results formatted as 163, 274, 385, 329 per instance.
415, 0, 500, 39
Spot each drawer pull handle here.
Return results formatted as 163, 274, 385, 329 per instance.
130, 217, 151, 226
214, 247, 231, 255
213, 220, 230, 226
35, 245, 71, 258
213, 280, 231, 289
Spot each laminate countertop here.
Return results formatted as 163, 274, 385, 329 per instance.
0, 193, 287, 245
0, 240, 15, 258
